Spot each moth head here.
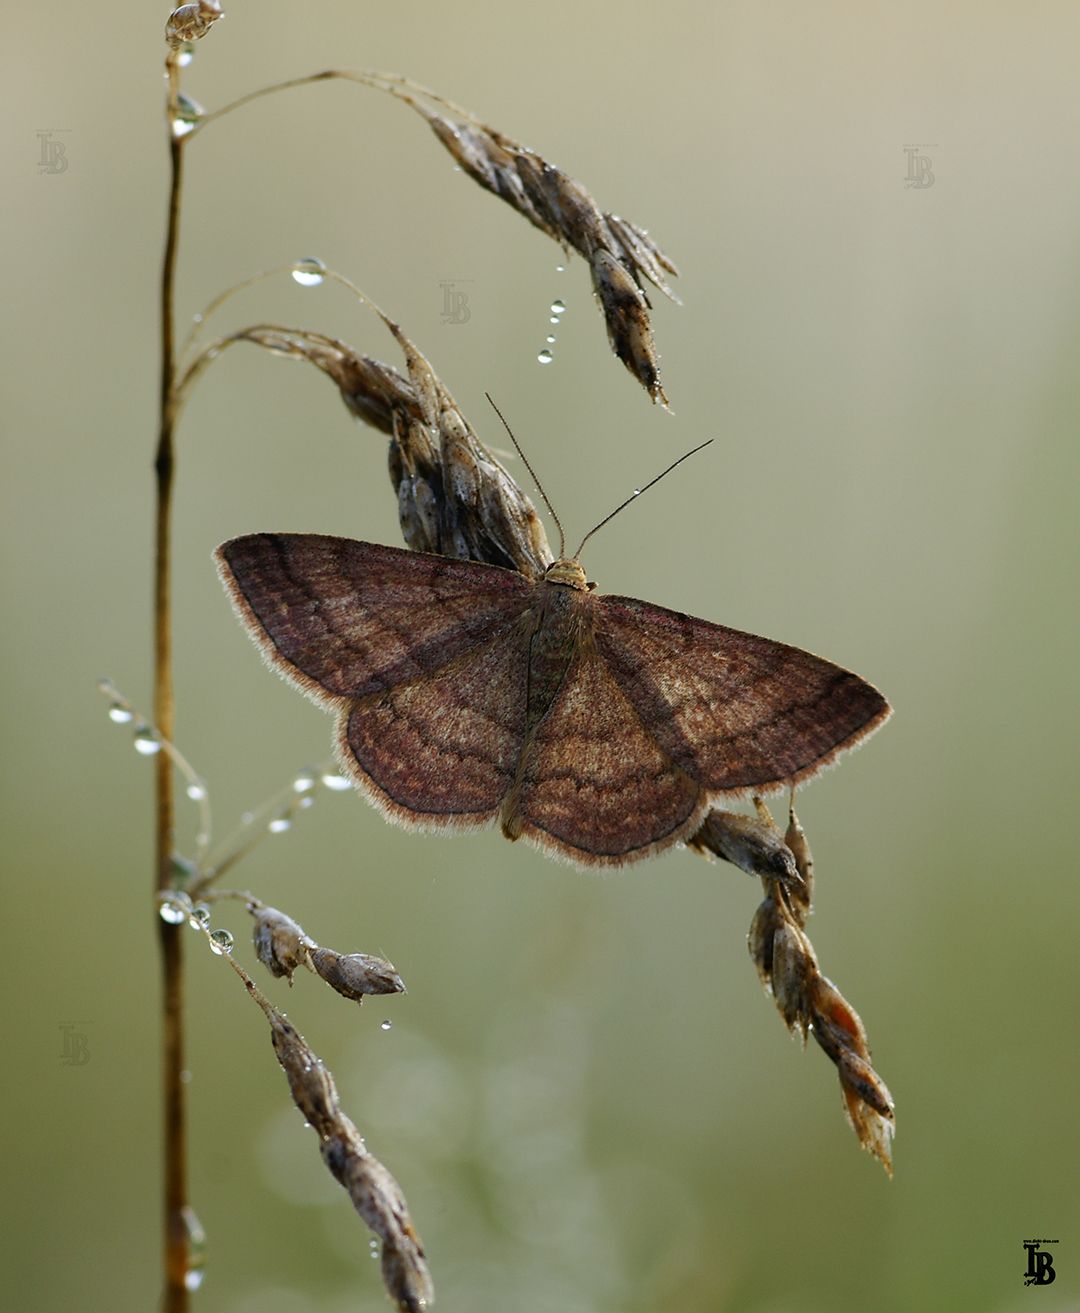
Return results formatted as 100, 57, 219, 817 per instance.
544, 558, 589, 591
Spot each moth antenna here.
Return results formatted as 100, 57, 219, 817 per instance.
573, 440, 713, 559
485, 392, 565, 558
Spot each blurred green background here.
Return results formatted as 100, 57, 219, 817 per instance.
5, 2, 1079, 1310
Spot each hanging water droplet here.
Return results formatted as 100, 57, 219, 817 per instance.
545, 334, 556, 344
549, 316, 560, 324
171, 94, 205, 138
298, 795, 315, 810
291, 257, 327, 288
108, 702, 134, 724
188, 903, 211, 930
292, 769, 317, 793
537, 349, 553, 364
321, 771, 352, 792
268, 816, 292, 834
550, 299, 566, 315
369, 1239, 381, 1259
555, 263, 566, 273
631, 488, 642, 498
186, 781, 207, 801
380, 1019, 393, 1031
134, 724, 162, 756
181, 1205, 207, 1290
159, 892, 193, 925
209, 928, 234, 956
176, 42, 196, 68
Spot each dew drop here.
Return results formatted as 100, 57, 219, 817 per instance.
291, 257, 327, 288
292, 770, 317, 793
188, 903, 211, 930
181, 1205, 207, 1290
632, 488, 642, 497
134, 724, 162, 756
380, 1019, 393, 1031
298, 795, 315, 810
550, 299, 566, 315
171, 94, 205, 138
108, 702, 134, 725
545, 334, 556, 344
537, 349, 553, 365
549, 316, 561, 324
158, 892, 192, 925
555, 263, 566, 273
186, 781, 207, 801
176, 43, 196, 68
209, 928, 234, 956
369, 1239, 380, 1259
321, 771, 352, 792
268, 816, 292, 834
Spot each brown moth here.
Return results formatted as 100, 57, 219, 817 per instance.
216, 534, 890, 868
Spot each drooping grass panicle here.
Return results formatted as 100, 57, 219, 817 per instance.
381, 74, 679, 405
195, 918, 432, 1311
698, 800, 896, 1175
190, 280, 554, 579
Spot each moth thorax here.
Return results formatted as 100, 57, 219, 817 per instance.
545, 558, 588, 590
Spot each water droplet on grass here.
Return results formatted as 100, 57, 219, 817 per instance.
209, 929, 234, 956
159, 892, 192, 924
134, 724, 162, 755
291, 257, 327, 288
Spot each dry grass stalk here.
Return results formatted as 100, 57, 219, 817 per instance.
365, 74, 679, 404
722, 799, 897, 1175
228, 318, 553, 580
251, 901, 406, 1001
212, 936, 433, 1312
102, 664, 420, 1298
